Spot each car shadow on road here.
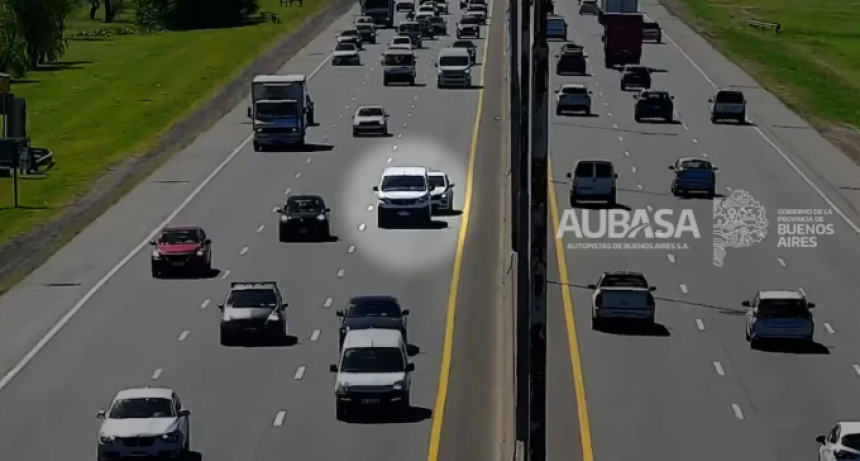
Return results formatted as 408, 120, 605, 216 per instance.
636, 119, 683, 125
347, 406, 433, 425
281, 234, 340, 243
157, 268, 222, 280
223, 334, 299, 348
753, 339, 831, 355
381, 220, 449, 230
556, 112, 599, 118
267, 143, 335, 153
434, 209, 463, 217
185, 451, 204, 461
407, 344, 421, 357
593, 320, 671, 337
568, 200, 632, 211
676, 192, 725, 200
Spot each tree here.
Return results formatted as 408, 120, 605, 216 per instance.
6, 0, 77, 68
90, 0, 101, 20
0, 1, 28, 78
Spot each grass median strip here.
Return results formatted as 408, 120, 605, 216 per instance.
0, 0, 328, 244
662, 0, 860, 158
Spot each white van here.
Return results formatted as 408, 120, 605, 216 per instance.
373, 166, 433, 227
566, 159, 618, 205
436, 47, 473, 88
330, 329, 414, 420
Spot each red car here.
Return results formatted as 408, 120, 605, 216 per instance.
150, 226, 212, 277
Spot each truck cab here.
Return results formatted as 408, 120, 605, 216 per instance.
249, 74, 310, 151
361, 0, 395, 28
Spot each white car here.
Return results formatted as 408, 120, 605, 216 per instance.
373, 166, 433, 227
97, 387, 191, 460
396, 0, 414, 12
465, 5, 486, 22
555, 83, 592, 115
743, 290, 816, 348
332, 42, 361, 66
709, 88, 746, 123
567, 159, 617, 205
817, 422, 860, 461
352, 105, 389, 136
330, 329, 414, 421
428, 170, 455, 212
389, 35, 414, 51
587, 271, 657, 327
417, 4, 438, 15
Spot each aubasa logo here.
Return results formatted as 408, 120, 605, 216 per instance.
556, 209, 702, 239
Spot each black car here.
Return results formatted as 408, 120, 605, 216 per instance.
356, 24, 377, 44
620, 65, 651, 91
417, 17, 435, 38
277, 195, 331, 241
452, 40, 477, 63
336, 296, 410, 348
555, 44, 587, 75
634, 90, 674, 122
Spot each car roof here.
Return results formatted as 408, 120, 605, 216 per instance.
288, 194, 324, 202
427, 170, 447, 177
677, 156, 708, 163
383, 166, 428, 176
575, 159, 613, 165
356, 105, 384, 111
561, 83, 587, 90
758, 290, 804, 300
343, 328, 404, 348
162, 226, 200, 232
717, 88, 743, 93
384, 49, 414, 56
440, 47, 470, 56
839, 422, 860, 434
642, 89, 668, 94
230, 281, 278, 291
115, 387, 174, 400
349, 295, 400, 304
604, 270, 645, 277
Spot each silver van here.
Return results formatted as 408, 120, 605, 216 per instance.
330, 329, 414, 420
436, 47, 473, 88
744, 290, 816, 348
566, 159, 618, 205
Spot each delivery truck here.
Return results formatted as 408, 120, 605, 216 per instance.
602, 13, 643, 68
248, 74, 311, 151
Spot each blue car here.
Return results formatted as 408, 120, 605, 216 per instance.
669, 157, 717, 196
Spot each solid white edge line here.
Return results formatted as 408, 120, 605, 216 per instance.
660, 31, 860, 235
240, 246, 249, 255
294, 366, 306, 380
731, 404, 744, 420
713, 361, 725, 376
0, 51, 334, 392
348, 245, 356, 253
273, 410, 287, 427
256, 224, 265, 232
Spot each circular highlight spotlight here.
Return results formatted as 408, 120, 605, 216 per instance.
338, 135, 468, 275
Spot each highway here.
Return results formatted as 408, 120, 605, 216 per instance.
0, 2, 509, 461
547, 2, 860, 461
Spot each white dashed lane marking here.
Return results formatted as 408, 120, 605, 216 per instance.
713, 361, 725, 376
731, 404, 744, 420
679, 284, 688, 294
667, 254, 675, 264
273, 411, 287, 427
777, 257, 786, 267
337, 268, 345, 278
151, 368, 163, 380
645, 204, 654, 212
824, 323, 835, 334
310, 329, 321, 342
624, 151, 630, 157
387, 157, 393, 163
637, 184, 643, 190
284, 188, 291, 195
618, 136, 623, 141
324, 297, 333, 308
239, 246, 249, 255
256, 225, 265, 233
695, 319, 705, 331
294, 366, 306, 380
853, 365, 860, 377
631, 166, 637, 173
613, 124, 619, 129
295, 172, 302, 178
348, 245, 356, 253
358, 223, 366, 231
177, 331, 189, 342
367, 205, 373, 211
306, 158, 312, 164
200, 299, 210, 309
221, 270, 231, 279
693, 138, 698, 144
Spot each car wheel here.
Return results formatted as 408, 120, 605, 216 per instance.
336, 401, 348, 421
377, 211, 388, 229
203, 260, 212, 275
151, 265, 160, 278
738, 112, 746, 124
253, 142, 262, 152
219, 331, 232, 346
711, 115, 718, 123
749, 336, 761, 349
352, 130, 359, 137
608, 193, 617, 207
569, 193, 578, 206
634, 114, 641, 122
383, 77, 389, 86
556, 107, 563, 116
410, 77, 416, 85
708, 187, 716, 197
591, 316, 602, 330
279, 226, 289, 242
620, 83, 626, 90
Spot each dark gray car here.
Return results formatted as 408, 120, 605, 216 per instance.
337, 296, 410, 348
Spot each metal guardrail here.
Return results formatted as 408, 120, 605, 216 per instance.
748, 19, 781, 33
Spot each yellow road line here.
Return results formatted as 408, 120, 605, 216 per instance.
425, 0, 495, 459
547, 157, 596, 461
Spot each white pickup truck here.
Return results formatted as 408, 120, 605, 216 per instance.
588, 271, 657, 327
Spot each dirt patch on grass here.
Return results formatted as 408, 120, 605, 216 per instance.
659, 0, 860, 166
0, 0, 356, 294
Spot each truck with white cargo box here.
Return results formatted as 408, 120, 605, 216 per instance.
248, 75, 312, 151
598, 0, 638, 24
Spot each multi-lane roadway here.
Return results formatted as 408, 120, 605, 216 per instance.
0, 2, 510, 461
547, 1, 860, 461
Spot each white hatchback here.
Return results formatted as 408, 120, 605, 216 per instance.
373, 166, 433, 227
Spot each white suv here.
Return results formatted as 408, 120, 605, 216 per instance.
97, 387, 191, 460
373, 166, 433, 227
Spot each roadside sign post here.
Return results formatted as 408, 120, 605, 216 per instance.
0, 138, 26, 208
0, 73, 10, 138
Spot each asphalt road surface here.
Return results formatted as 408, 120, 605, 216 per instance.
0, 2, 509, 460
546, 2, 860, 461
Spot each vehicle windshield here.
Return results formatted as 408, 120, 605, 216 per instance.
757, 298, 809, 317
461, 16, 478, 25
643, 92, 669, 100
595, 163, 613, 178
429, 17, 444, 23
365, 0, 389, 8
336, 43, 357, 51
716, 91, 744, 103
358, 107, 385, 117
256, 101, 299, 120
841, 435, 860, 451
561, 86, 586, 95
467, 5, 482, 10
626, 66, 647, 74
679, 159, 712, 170
355, 16, 371, 23
384, 54, 416, 66
393, 37, 411, 45
381, 175, 427, 191
439, 55, 471, 66
287, 197, 324, 213
341, 29, 358, 36
109, 398, 175, 419
228, 289, 278, 308
357, 24, 373, 30
399, 23, 420, 31
341, 348, 404, 373
548, 18, 565, 29
453, 41, 473, 48
159, 230, 199, 244
348, 299, 402, 317
428, 175, 446, 188
602, 274, 648, 288
574, 163, 592, 177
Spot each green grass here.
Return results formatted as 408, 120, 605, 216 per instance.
0, 0, 328, 244
668, 0, 860, 129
